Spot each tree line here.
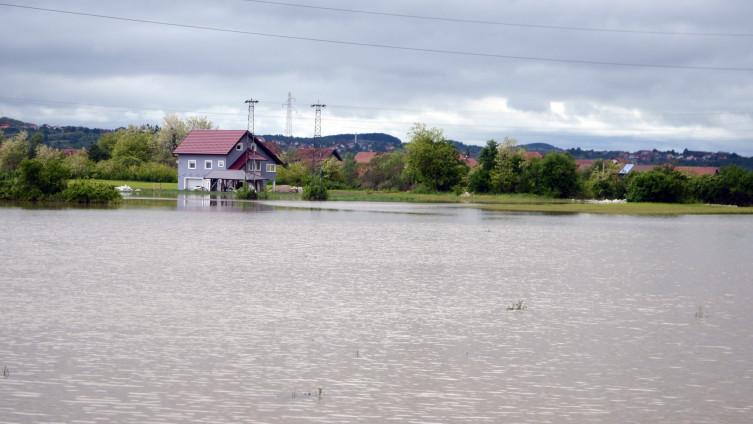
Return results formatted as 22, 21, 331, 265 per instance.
0, 115, 214, 202
279, 124, 753, 206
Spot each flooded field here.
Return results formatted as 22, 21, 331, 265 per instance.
1, 202, 752, 423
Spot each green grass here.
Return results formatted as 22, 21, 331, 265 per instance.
72, 181, 753, 215
326, 190, 563, 204
77, 179, 178, 190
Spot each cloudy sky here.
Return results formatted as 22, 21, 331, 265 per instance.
1, 0, 753, 153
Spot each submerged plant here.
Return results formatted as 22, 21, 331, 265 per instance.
507, 300, 527, 311
695, 305, 707, 319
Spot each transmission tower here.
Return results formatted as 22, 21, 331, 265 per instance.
285, 91, 295, 137
311, 101, 326, 139
244, 98, 259, 133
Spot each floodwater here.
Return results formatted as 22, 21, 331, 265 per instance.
1, 200, 753, 423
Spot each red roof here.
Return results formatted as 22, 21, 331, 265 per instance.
173, 130, 247, 155
293, 147, 343, 164
523, 151, 544, 160
62, 148, 83, 157
674, 166, 720, 176
263, 141, 283, 157
355, 151, 380, 164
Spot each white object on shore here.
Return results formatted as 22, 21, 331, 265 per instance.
115, 185, 133, 193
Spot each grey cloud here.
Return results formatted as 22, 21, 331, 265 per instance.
1, 0, 752, 153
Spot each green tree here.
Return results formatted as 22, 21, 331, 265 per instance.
321, 157, 345, 187
88, 131, 119, 162
341, 154, 360, 188
15, 158, 69, 200
714, 166, 753, 206
35, 145, 64, 163
153, 114, 214, 164
405, 124, 466, 192
362, 151, 410, 191
276, 162, 309, 187
28, 133, 44, 158
478, 139, 498, 171
584, 161, 625, 199
0, 132, 31, 172
539, 153, 579, 198
63, 152, 94, 179
111, 127, 153, 165
490, 151, 525, 193
626, 166, 688, 203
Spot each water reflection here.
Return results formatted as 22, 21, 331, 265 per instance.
175, 193, 275, 212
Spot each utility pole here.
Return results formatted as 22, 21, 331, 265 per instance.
244, 99, 259, 134
285, 91, 295, 138
311, 101, 326, 139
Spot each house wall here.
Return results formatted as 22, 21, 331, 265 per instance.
177, 154, 228, 190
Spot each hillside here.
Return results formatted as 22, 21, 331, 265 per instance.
1, 117, 112, 149
260, 133, 402, 154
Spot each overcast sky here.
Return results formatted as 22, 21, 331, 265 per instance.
1, 0, 753, 153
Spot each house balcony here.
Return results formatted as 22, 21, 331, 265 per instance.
245, 171, 263, 181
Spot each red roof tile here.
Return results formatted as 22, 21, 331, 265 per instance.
293, 147, 343, 164
674, 166, 720, 176
355, 151, 380, 164
523, 151, 544, 160
173, 130, 247, 155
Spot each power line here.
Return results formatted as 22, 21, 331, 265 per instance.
3, 95, 753, 134
1, 3, 752, 72
238, 0, 753, 38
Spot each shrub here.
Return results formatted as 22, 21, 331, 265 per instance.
15, 158, 69, 201
235, 184, 258, 200
302, 177, 328, 201
626, 166, 688, 203
131, 162, 177, 182
61, 180, 121, 203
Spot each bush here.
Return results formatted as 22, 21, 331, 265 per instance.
235, 184, 258, 200
93, 160, 176, 182
15, 158, 69, 201
626, 166, 688, 203
131, 162, 177, 182
302, 177, 328, 200
61, 180, 121, 203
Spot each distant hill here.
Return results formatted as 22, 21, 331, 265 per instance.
261, 133, 403, 155
1, 116, 112, 149
520, 142, 561, 153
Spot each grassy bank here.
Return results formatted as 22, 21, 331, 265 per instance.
75, 179, 179, 197
70, 180, 753, 215
480, 202, 753, 215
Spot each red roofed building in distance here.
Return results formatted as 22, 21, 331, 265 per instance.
354, 152, 380, 165
674, 166, 720, 176
292, 147, 343, 167
522, 151, 544, 160
458, 153, 478, 168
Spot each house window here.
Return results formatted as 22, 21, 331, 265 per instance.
204, 160, 212, 169
266, 164, 276, 173
218, 160, 225, 168
236, 143, 243, 151
187, 160, 196, 170
248, 161, 261, 172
